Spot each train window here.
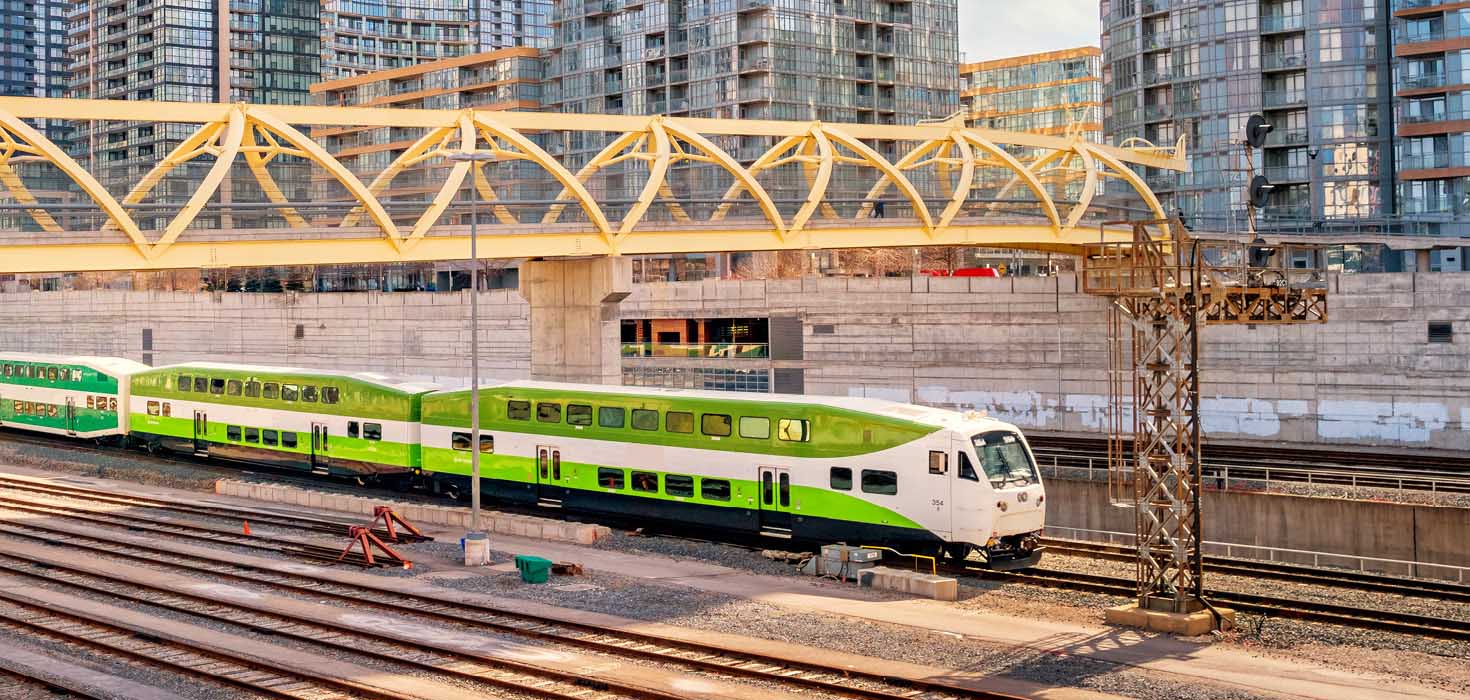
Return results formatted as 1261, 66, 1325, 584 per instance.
536, 402, 561, 423
452, 432, 472, 450
761, 472, 774, 505
928, 451, 948, 475
551, 450, 559, 478
193, 377, 207, 393
598, 406, 625, 428
1, 364, 9, 377
161, 403, 171, 417
321, 387, 339, 404
861, 470, 898, 496
178, 375, 191, 391
701, 478, 731, 501
281, 384, 299, 401
665, 474, 694, 498
262, 429, 279, 446
245, 427, 259, 443
481, 435, 494, 453
363, 423, 382, 441
631, 409, 659, 431
301, 386, 318, 403
147, 401, 160, 417
567, 404, 592, 426
347, 421, 359, 438
226, 380, 242, 396
244, 381, 260, 398
507, 400, 531, 420
47, 367, 58, 381
263, 383, 279, 400
73, 369, 84, 382
779, 473, 790, 507
227, 425, 241, 441
701, 414, 732, 437
209, 378, 225, 395
598, 467, 625, 489
958, 452, 979, 482
282, 432, 298, 448
738, 416, 770, 439
777, 418, 810, 442
631, 471, 658, 493
830, 467, 852, 490
666, 411, 694, 433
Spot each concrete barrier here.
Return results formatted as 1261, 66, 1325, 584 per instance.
215, 480, 611, 546
858, 566, 958, 601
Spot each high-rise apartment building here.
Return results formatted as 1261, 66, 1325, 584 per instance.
1392, 1, 1470, 234
320, 0, 476, 80
961, 47, 1104, 143
1101, 0, 1394, 232
476, 0, 554, 51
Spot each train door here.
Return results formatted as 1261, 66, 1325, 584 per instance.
311, 423, 330, 474
535, 445, 565, 508
64, 398, 76, 436
192, 410, 208, 455
757, 466, 792, 538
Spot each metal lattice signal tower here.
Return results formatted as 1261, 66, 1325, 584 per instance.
1084, 217, 1326, 621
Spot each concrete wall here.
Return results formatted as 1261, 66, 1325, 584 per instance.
2, 270, 1468, 449
1046, 478, 1470, 575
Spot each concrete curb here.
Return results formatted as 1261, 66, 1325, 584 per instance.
214, 479, 611, 545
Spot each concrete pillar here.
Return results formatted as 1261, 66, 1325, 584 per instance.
518, 257, 631, 384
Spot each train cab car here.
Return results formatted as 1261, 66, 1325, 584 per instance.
129, 363, 439, 477
419, 381, 1045, 566
0, 353, 149, 440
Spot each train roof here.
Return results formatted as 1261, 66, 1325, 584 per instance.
0, 352, 151, 376
146, 362, 442, 394
435, 380, 1019, 433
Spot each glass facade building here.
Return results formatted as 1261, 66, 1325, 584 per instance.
962, 47, 1104, 142
321, 0, 476, 79
476, 0, 553, 51
1392, 1, 1470, 234
1101, 0, 1394, 232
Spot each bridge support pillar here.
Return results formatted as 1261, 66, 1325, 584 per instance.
518, 257, 632, 384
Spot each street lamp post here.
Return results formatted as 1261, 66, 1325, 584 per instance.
445, 151, 497, 538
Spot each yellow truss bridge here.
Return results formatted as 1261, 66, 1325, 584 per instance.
0, 98, 1186, 273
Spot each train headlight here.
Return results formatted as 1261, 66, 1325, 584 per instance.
996, 500, 1008, 512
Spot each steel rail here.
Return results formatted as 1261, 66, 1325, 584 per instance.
1040, 538, 1470, 603
0, 591, 394, 700
0, 514, 1023, 700
959, 566, 1470, 641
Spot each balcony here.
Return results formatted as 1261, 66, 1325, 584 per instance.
1265, 128, 1309, 147
1142, 33, 1172, 51
1263, 90, 1306, 107
1401, 72, 1448, 90
1262, 52, 1307, 71
1260, 15, 1304, 33
1142, 0, 1171, 14
1264, 165, 1309, 183
1402, 108, 1470, 124
1143, 104, 1173, 121
1394, 0, 1453, 10
1401, 152, 1452, 170
622, 342, 770, 359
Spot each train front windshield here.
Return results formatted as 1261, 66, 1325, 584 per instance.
971, 431, 1038, 489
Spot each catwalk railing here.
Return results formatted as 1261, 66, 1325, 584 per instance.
0, 98, 1187, 272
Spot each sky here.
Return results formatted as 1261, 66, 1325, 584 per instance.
958, 1, 1101, 63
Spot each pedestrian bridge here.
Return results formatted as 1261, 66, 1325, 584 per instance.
0, 98, 1186, 273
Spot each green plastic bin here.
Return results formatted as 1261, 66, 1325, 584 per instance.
515, 555, 553, 584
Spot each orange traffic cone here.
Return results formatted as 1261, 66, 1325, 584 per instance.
242, 520, 252, 536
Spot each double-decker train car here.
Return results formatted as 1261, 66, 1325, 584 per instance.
0, 353, 149, 439
127, 363, 440, 477
421, 381, 1045, 567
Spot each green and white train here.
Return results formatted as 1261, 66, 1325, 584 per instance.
0, 353, 1045, 567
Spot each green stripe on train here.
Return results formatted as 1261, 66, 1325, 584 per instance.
421, 446, 926, 531
131, 366, 431, 421
0, 361, 120, 393
422, 386, 939, 459
129, 414, 418, 467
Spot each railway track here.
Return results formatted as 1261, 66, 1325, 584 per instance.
960, 564, 1470, 641
1029, 435, 1470, 494
0, 494, 1022, 699
1041, 538, 1470, 603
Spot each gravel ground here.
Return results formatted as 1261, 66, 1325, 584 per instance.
0, 438, 225, 492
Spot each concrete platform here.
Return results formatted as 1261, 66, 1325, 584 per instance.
0, 639, 192, 700
0, 464, 1460, 700
1104, 603, 1236, 636
859, 565, 958, 601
